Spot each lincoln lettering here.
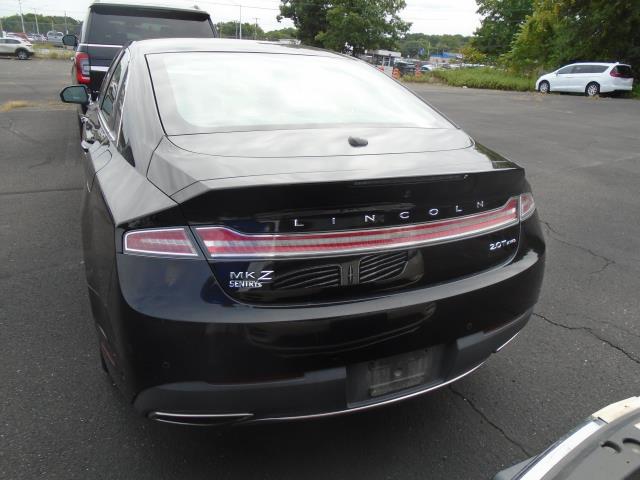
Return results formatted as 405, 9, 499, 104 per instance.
291, 200, 488, 229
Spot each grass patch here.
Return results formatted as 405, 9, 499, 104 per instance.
33, 44, 75, 60
404, 68, 535, 92
0, 100, 36, 112
632, 83, 640, 99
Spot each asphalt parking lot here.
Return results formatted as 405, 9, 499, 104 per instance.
1, 59, 639, 480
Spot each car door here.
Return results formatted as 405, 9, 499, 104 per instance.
553, 65, 574, 91
567, 65, 593, 92
0, 39, 8, 55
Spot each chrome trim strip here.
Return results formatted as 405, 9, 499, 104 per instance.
149, 412, 253, 426
254, 361, 486, 423
90, 66, 109, 72
80, 43, 123, 49
495, 332, 520, 353
196, 198, 520, 260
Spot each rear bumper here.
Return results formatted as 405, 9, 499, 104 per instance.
134, 309, 531, 424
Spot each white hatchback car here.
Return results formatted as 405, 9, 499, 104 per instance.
536, 63, 634, 96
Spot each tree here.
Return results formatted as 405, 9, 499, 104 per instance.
264, 27, 299, 41
509, 0, 640, 75
460, 45, 488, 64
278, 0, 329, 47
472, 0, 533, 57
216, 21, 265, 39
278, 0, 409, 55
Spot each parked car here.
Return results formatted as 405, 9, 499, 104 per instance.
63, 1, 216, 98
59, 38, 545, 425
420, 64, 434, 72
0, 37, 34, 60
394, 60, 417, 76
7, 32, 29, 42
28, 33, 46, 43
495, 397, 640, 480
46, 31, 64, 45
536, 62, 634, 97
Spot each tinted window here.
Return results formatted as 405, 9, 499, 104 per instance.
147, 52, 453, 135
613, 65, 633, 78
572, 65, 608, 74
89, 9, 213, 45
557, 66, 573, 74
101, 50, 130, 132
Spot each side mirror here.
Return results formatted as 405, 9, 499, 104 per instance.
60, 85, 90, 106
62, 34, 78, 47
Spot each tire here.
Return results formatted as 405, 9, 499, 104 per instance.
16, 49, 29, 60
585, 82, 600, 97
538, 80, 550, 94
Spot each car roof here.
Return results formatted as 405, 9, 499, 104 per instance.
89, 0, 205, 14
565, 62, 618, 66
128, 38, 344, 58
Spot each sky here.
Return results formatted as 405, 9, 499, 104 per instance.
1, 0, 481, 36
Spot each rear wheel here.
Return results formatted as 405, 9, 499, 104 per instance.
586, 82, 600, 97
538, 80, 550, 94
16, 49, 29, 60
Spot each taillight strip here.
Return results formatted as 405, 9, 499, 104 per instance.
196, 197, 522, 259
124, 228, 198, 257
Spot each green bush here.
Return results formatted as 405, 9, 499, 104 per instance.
404, 68, 536, 92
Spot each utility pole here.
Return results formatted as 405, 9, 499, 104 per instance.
254, 17, 258, 40
238, 5, 242, 40
33, 9, 40, 35
64, 11, 68, 34
18, 0, 26, 33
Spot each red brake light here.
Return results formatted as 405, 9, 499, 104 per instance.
123, 228, 198, 257
519, 193, 536, 220
610, 68, 622, 78
75, 52, 90, 84
195, 198, 520, 260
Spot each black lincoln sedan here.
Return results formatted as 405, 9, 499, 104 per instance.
60, 39, 545, 426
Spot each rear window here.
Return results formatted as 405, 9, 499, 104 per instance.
147, 52, 452, 135
89, 8, 214, 45
573, 65, 608, 74
613, 65, 633, 78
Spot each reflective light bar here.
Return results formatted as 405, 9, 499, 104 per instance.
520, 192, 536, 220
124, 228, 198, 257
195, 197, 521, 259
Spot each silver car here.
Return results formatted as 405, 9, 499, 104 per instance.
0, 37, 34, 60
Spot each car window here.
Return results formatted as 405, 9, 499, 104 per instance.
557, 66, 573, 74
589, 65, 608, 73
100, 50, 130, 133
113, 68, 129, 147
147, 52, 453, 135
573, 65, 608, 74
89, 9, 213, 45
613, 65, 633, 78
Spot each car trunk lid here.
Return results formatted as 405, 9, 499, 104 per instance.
147, 132, 526, 305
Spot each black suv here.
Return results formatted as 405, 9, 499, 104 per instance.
64, 2, 216, 95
